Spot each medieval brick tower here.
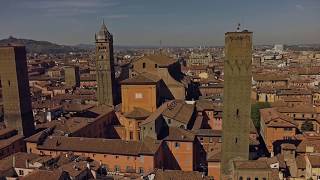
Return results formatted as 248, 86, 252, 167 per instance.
95, 21, 117, 106
0, 45, 35, 137
221, 30, 253, 177
64, 66, 80, 88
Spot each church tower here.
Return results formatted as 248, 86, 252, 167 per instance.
95, 21, 117, 106
221, 29, 253, 178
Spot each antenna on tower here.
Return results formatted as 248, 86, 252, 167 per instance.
236, 23, 241, 32
159, 40, 163, 54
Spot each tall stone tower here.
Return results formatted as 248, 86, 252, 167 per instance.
0, 45, 35, 137
221, 30, 253, 177
64, 66, 80, 87
95, 21, 117, 106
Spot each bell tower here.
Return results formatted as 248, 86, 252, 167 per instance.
95, 21, 117, 106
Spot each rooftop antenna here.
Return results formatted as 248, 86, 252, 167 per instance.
159, 40, 163, 54
236, 23, 241, 32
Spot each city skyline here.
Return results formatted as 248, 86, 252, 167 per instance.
0, 0, 320, 46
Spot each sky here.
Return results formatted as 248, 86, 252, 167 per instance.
0, 0, 319, 46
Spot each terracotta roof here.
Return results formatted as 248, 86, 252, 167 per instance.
62, 103, 94, 112
194, 129, 221, 137
37, 136, 161, 156
164, 127, 195, 142
136, 54, 177, 66
36, 117, 93, 135
87, 105, 114, 115
0, 134, 24, 150
192, 115, 203, 130
281, 143, 296, 150
195, 100, 216, 111
120, 72, 161, 85
207, 151, 221, 162
152, 169, 206, 180
233, 160, 271, 170
124, 107, 151, 119
141, 102, 170, 126
254, 74, 289, 81
277, 89, 312, 96
21, 169, 69, 180
0, 152, 50, 173
260, 108, 297, 128
308, 155, 320, 168
58, 161, 89, 178
277, 105, 316, 114
162, 100, 195, 125
296, 139, 320, 153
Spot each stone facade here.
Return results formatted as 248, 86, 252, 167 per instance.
221, 31, 253, 177
0, 45, 35, 137
64, 66, 80, 87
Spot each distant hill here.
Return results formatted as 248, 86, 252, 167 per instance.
0, 36, 89, 54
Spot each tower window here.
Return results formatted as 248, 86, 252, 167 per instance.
155, 64, 158, 68
236, 109, 239, 116
8, 80, 10, 87
143, 63, 146, 68
235, 138, 238, 144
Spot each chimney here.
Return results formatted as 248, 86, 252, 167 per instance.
25, 159, 29, 169
12, 155, 15, 168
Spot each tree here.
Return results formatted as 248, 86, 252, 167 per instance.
251, 102, 271, 130
301, 121, 314, 132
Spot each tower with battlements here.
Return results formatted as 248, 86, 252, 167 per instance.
221, 29, 253, 178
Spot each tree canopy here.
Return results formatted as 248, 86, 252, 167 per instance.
251, 102, 271, 130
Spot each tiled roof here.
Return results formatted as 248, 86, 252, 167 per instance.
308, 155, 320, 168
195, 100, 216, 111
0, 152, 50, 172
21, 169, 68, 180
296, 139, 320, 153
152, 169, 207, 180
121, 72, 161, 85
260, 108, 297, 128
164, 127, 195, 142
124, 107, 151, 119
233, 160, 271, 170
277, 105, 316, 114
207, 151, 221, 162
162, 100, 195, 125
136, 54, 177, 66
37, 136, 161, 156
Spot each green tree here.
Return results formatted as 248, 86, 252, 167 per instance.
251, 102, 271, 130
301, 121, 314, 131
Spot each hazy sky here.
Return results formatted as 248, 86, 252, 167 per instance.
0, 0, 319, 46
